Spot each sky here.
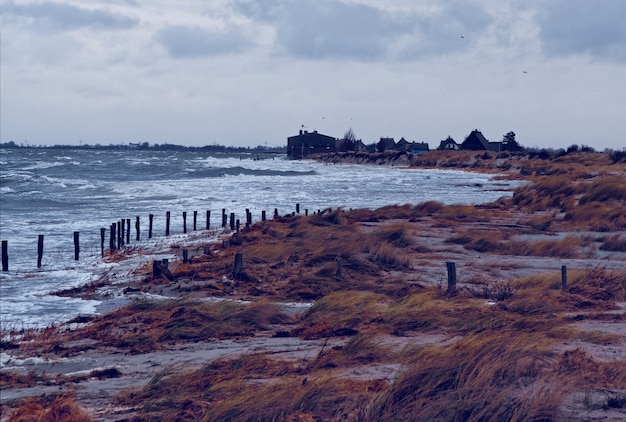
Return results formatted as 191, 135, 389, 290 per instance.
1, 0, 626, 150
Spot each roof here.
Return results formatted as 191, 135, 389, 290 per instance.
461, 130, 491, 150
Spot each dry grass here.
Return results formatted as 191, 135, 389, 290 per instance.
22, 299, 295, 355
5, 394, 93, 422
366, 332, 563, 421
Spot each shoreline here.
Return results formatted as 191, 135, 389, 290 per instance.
1, 150, 625, 421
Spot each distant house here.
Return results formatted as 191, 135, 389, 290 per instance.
438, 136, 460, 150
408, 142, 430, 153
287, 130, 338, 159
396, 137, 410, 151
461, 130, 491, 151
378, 137, 396, 152
353, 140, 368, 152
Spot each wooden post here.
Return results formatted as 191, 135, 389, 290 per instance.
2, 240, 8, 272
73, 231, 80, 261
183, 211, 187, 234
193, 211, 198, 231
110, 224, 116, 251
183, 249, 189, 263
166, 211, 171, 236
262, 210, 266, 222
446, 262, 457, 292
296, 203, 300, 214
274, 208, 278, 219
153, 260, 161, 278
336, 257, 343, 278
236, 219, 240, 233
118, 220, 123, 248
37, 235, 44, 268
233, 252, 243, 280
149, 214, 154, 239
100, 228, 105, 257
561, 266, 567, 290
222, 209, 227, 228
206, 210, 211, 230
126, 219, 130, 245
305, 209, 309, 216
135, 216, 140, 241
230, 213, 235, 231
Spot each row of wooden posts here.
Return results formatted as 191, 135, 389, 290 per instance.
1, 205, 314, 272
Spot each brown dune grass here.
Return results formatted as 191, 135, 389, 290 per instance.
6, 394, 93, 422
24, 299, 295, 354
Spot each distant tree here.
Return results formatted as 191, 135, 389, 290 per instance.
502, 131, 522, 151
339, 128, 357, 152
566, 144, 579, 154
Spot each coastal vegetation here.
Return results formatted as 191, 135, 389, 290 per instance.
1, 150, 625, 421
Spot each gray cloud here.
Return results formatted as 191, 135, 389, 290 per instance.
537, 0, 626, 62
1, 1, 138, 30
156, 25, 253, 58
232, 0, 491, 61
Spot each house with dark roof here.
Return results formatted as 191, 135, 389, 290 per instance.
461, 130, 491, 150
396, 137, 410, 151
438, 136, 460, 150
287, 130, 338, 159
377, 137, 396, 152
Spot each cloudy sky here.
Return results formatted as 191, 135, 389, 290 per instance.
2, 0, 625, 150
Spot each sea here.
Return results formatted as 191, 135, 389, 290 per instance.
0, 148, 522, 329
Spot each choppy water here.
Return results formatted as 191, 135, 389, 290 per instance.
0, 148, 521, 328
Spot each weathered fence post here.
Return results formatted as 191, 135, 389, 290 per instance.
37, 235, 44, 268
230, 213, 235, 231
73, 231, 80, 261
222, 209, 227, 228
206, 210, 211, 230
183, 211, 187, 234
166, 211, 171, 236
126, 219, 130, 245
193, 211, 198, 231
296, 203, 300, 214
149, 214, 154, 239
305, 209, 309, 216
183, 249, 189, 263
2, 240, 8, 272
336, 257, 343, 278
110, 224, 116, 252
446, 262, 457, 292
100, 228, 106, 257
118, 220, 123, 248
262, 210, 266, 221
236, 219, 240, 233
246, 209, 251, 228
136, 216, 140, 241
274, 208, 278, 219
561, 266, 567, 290
233, 252, 243, 280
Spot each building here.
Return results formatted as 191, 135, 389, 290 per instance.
460, 130, 491, 150
438, 136, 460, 150
377, 137, 396, 152
287, 130, 338, 159
460, 130, 504, 152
